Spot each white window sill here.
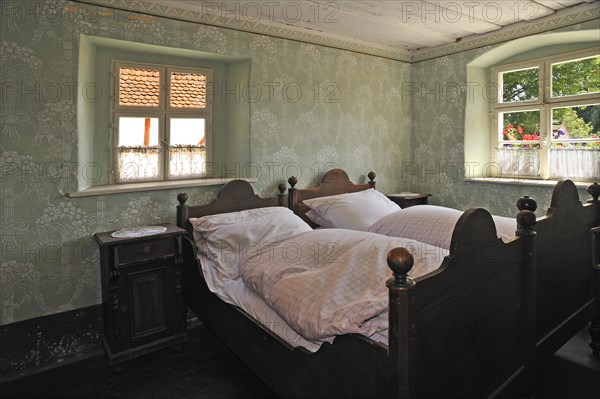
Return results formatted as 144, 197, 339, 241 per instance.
465, 177, 596, 189
66, 177, 257, 198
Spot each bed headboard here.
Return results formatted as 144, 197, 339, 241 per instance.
288, 168, 376, 227
176, 180, 288, 235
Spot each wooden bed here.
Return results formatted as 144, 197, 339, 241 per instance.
176, 176, 600, 399
289, 169, 600, 366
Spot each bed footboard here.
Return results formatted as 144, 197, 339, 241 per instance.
387, 207, 537, 399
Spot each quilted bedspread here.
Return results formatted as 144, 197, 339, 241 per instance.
240, 229, 447, 343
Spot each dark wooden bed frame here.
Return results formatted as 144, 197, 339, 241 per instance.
176, 175, 600, 399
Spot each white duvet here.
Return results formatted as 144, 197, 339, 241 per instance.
368, 205, 517, 250
240, 229, 448, 344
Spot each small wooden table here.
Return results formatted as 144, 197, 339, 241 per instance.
94, 225, 188, 370
386, 193, 431, 208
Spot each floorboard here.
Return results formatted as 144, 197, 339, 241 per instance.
2, 324, 598, 399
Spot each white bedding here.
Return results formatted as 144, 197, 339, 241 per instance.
190, 207, 321, 351
239, 229, 448, 344
368, 205, 517, 250
190, 206, 448, 350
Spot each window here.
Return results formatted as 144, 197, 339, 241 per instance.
492, 49, 599, 181
111, 61, 212, 183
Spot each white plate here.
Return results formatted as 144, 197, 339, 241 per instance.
111, 226, 167, 238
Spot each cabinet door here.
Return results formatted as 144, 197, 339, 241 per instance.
129, 265, 168, 339
122, 260, 177, 346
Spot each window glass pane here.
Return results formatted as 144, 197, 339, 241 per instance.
119, 67, 160, 107
501, 67, 539, 103
550, 104, 599, 180
500, 110, 540, 147
118, 117, 159, 147
170, 72, 206, 108
552, 104, 600, 143
170, 118, 205, 146
552, 56, 600, 97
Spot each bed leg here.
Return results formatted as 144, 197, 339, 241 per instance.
590, 323, 600, 357
516, 198, 538, 397
590, 226, 600, 357
386, 248, 416, 399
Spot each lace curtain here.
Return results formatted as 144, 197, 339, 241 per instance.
497, 148, 600, 181
117, 147, 206, 182
117, 147, 160, 182
550, 149, 600, 181
497, 148, 541, 178
169, 146, 206, 178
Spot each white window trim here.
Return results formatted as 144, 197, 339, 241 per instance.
110, 60, 212, 184
65, 177, 257, 198
491, 47, 600, 181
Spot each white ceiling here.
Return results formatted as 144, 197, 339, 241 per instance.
145, 0, 598, 52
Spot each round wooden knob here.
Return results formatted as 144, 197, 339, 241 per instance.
288, 176, 298, 188
177, 193, 188, 205
588, 182, 600, 201
517, 195, 537, 212
368, 171, 376, 182
517, 210, 536, 230
277, 182, 287, 194
387, 247, 414, 278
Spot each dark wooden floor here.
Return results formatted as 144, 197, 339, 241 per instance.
2, 324, 599, 399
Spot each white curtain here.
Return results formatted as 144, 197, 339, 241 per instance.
169, 147, 206, 178
550, 149, 600, 181
117, 148, 160, 182
497, 148, 541, 178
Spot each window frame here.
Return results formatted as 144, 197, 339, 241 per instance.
110, 60, 212, 184
491, 47, 599, 180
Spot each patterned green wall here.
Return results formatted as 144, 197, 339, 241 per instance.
1, 1, 597, 326
410, 21, 599, 217
0, 0, 411, 324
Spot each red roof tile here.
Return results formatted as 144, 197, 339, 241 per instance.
119, 67, 160, 107
170, 72, 206, 108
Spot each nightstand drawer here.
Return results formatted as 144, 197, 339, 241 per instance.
114, 238, 176, 266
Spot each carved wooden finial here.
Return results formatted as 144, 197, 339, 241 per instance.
517, 195, 537, 212
367, 171, 376, 189
368, 171, 376, 182
387, 247, 415, 287
288, 176, 298, 189
516, 210, 537, 237
588, 182, 600, 204
177, 193, 188, 206
277, 182, 287, 195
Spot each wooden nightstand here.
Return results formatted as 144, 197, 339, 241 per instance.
386, 193, 432, 208
94, 225, 187, 369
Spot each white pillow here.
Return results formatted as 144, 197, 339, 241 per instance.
302, 189, 401, 231
368, 205, 461, 249
190, 207, 312, 295
367, 205, 517, 250
305, 209, 334, 228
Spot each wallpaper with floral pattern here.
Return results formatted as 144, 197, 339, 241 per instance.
0, 0, 412, 324
1, 1, 597, 326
